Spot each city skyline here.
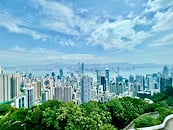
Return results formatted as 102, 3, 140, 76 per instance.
0, 0, 173, 66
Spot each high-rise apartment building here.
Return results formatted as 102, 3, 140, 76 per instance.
54, 86, 64, 101
117, 82, 125, 94
32, 81, 42, 102
15, 95, 26, 108
116, 76, 123, 83
60, 69, 63, 79
0, 73, 12, 102
160, 77, 172, 92
163, 65, 169, 76
129, 75, 134, 83
37, 80, 42, 98
96, 70, 101, 86
11, 73, 21, 98
105, 68, 109, 83
54, 85, 72, 102
81, 75, 91, 103
64, 86, 72, 102
81, 63, 84, 75
49, 77, 55, 87
25, 87, 34, 108
41, 89, 50, 103
0, 67, 3, 73
101, 76, 107, 91
135, 75, 145, 91
105, 68, 110, 91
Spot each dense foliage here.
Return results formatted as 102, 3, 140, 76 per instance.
0, 104, 13, 116
150, 86, 173, 106
134, 107, 173, 128
105, 97, 152, 128
134, 114, 160, 128
134, 86, 173, 128
1, 87, 173, 129
0, 97, 153, 130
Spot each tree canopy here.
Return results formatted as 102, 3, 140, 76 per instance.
0, 97, 154, 130
2, 87, 173, 130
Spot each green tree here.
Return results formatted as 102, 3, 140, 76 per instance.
100, 124, 117, 130
0, 104, 14, 116
80, 101, 111, 126
105, 97, 151, 129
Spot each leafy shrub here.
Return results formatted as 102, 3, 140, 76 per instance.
156, 107, 173, 122
0, 104, 13, 116
100, 124, 117, 130
134, 114, 161, 128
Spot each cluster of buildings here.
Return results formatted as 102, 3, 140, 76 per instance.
0, 65, 173, 108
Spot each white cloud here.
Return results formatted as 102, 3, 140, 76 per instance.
0, 11, 23, 33
43, 21, 79, 36
126, 11, 136, 19
59, 39, 75, 47
151, 9, 173, 32
76, 8, 88, 14
34, 0, 74, 19
145, 0, 173, 12
0, 11, 49, 40
6, 0, 172, 51
150, 34, 173, 47
22, 28, 49, 40
32, 0, 100, 37
133, 16, 151, 25
88, 19, 150, 50
33, 0, 79, 35
86, 1, 173, 50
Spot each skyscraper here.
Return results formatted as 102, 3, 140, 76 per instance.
0, 67, 3, 73
117, 82, 125, 94
129, 75, 134, 83
116, 76, 123, 83
41, 90, 49, 103
105, 68, 109, 83
25, 87, 35, 108
101, 76, 106, 91
60, 69, 63, 79
81, 75, 91, 103
96, 70, 101, 86
11, 73, 21, 99
0, 74, 4, 102
54, 86, 64, 101
105, 68, 109, 91
163, 65, 169, 76
0, 73, 12, 102
135, 75, 145, 91
37, 80, 42, 99
81, 63, 84, 75
146, 74, 153, 90
32, 81, 42, 102
64, 86, 72, 102
49, 77, 55, 87
160, 77, 172, 92
15, 95, 26, 108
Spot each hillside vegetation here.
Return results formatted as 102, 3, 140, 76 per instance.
1, 87, 173, 130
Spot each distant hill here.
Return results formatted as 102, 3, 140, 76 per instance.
3, 62, 172, 72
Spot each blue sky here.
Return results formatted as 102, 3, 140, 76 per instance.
0, 0, 173, 66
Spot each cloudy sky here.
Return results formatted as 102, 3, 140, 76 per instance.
0, 0, 173, 66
